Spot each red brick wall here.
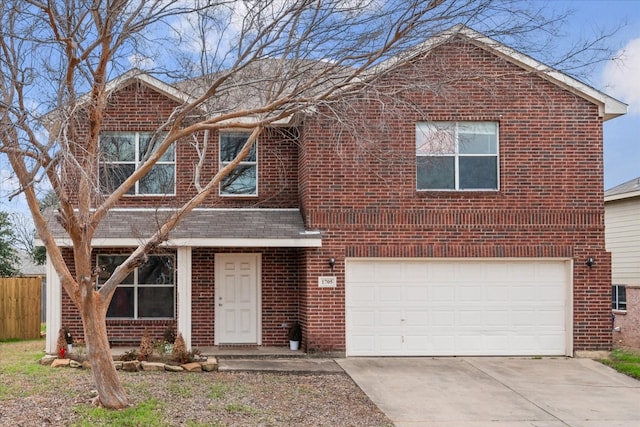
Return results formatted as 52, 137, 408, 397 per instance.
58, 37, 613, 354
614, 286, 640, 349
60, 247, 301, 348
59, 248, 178, 347
190, 247, 300, 347
68, 82, 300, 209
299, 38, 611, 352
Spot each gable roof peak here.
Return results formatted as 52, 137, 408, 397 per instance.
103, 69, 196, 105
373, 25, 627, 122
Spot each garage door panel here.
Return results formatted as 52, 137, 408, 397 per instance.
349, 309, 375, 327
346, 259, 570, 356
379, 285, 403, 303
431, 286, 455, 302
430, 309, 452, 326
378, 310, 403, 327
457, 309, 485, 327
458, 285, 483, 301
349, 335, 375, 353
405, 286, 429, 302
349, 285, 376, 304
455, 263, 485, 281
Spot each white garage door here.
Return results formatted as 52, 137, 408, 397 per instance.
345, 259, 571, 356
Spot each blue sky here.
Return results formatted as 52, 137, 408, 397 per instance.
555, 0, 640, 189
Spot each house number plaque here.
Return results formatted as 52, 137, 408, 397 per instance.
318, 276, 337, 288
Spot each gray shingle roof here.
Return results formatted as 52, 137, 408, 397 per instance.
605, 176, 640, 199
44, 209, 321, 247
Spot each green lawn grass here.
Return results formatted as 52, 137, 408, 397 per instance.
600, 348, 640, 380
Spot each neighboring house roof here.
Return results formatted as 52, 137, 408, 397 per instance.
605, 176, 640, 202
15, 250, 46, 277
42, 209, 321, 248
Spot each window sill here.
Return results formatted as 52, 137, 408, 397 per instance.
613, 310, 627, 315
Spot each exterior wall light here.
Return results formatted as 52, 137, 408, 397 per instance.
585, 257, 595, 268
329, 257, 336, 271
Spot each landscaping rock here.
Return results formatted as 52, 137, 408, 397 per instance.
82, 361, 91, 369
141, 362, 165, 371
164, 364, 184, 372
201, 359, 218, 372
40, 355, 57, 366
122, 360, 141, 372
114, 361, 123, 370
51, 358, 70, 368
181, 362, 202, 372
69, 360, 82, 368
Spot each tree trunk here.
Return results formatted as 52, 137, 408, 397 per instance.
81, 298, 129, 409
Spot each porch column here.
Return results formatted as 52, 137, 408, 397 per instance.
45, 253, 62, 354
177, 247, 192, 350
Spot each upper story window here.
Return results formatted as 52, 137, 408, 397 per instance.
219, 131, 257, 196
612, 285, 627, 311
99, 132, 175, 195
97, 254, 175, 319
416, 121, 498, 191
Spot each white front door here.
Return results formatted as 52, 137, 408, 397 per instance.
215, 253, 261, 344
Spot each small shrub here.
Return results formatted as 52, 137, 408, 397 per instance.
288, 321, 302, 341
69, 343, 88, 363
163, 327, 176, 344
153, 340, 172, 360
120, 349, 139, 361
172, 332, 187, 363
138, 330, 154, 361
56, 328, 67, 358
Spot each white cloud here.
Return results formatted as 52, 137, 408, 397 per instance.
602, 37, 640, 115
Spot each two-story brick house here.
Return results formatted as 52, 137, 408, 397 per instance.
44, 27, 626, 356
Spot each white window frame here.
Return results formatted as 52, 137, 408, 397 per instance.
416, 121, 499, 191
99, 132, 176, 196
612, 284, 627, 311
96, 254, 176, 319
219, 131, 258, 197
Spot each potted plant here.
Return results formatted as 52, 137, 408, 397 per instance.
288, 321, 302, 350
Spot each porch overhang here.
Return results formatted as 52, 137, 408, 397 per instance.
39, 208, 322, 248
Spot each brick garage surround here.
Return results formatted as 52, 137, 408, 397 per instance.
298, 39, 612, 352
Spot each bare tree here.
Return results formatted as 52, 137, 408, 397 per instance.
0, 0, 617, 409
10, 190, 57, 264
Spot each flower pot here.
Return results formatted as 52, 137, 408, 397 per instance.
289, 340, 300, 351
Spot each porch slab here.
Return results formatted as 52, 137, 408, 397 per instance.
109, 346, 306, 360
217, 358, 344, 374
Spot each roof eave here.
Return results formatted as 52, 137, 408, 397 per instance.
457, 27, 628, 121
372, 25, 627, 121
35, 237, 322, 248
605, 190, 640, 202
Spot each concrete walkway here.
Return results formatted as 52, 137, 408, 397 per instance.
337, 357, 640, 427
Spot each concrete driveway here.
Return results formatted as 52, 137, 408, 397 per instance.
338, 357, 640, 427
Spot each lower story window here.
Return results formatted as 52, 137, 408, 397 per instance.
612, 285, 627, 311
97, 254, 175, 319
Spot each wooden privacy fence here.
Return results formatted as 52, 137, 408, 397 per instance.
0, 277, 42, 340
